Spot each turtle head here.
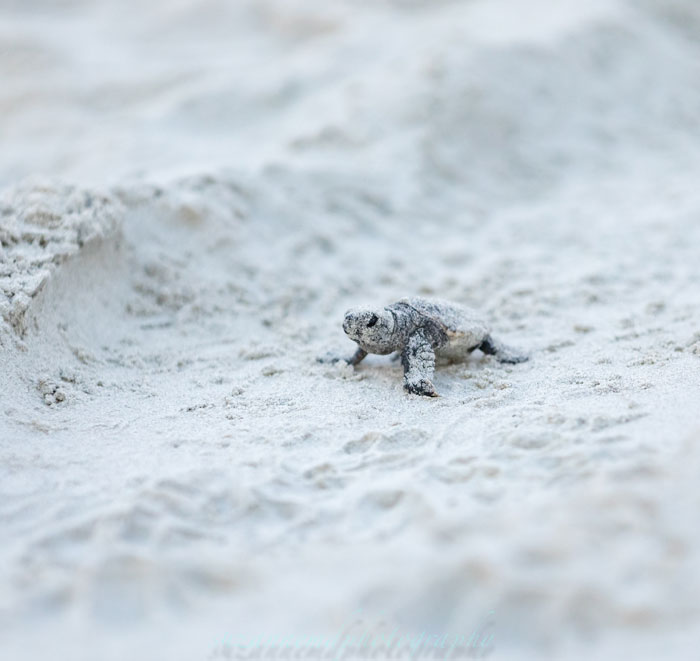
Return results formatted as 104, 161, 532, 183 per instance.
343, 306, 396, 354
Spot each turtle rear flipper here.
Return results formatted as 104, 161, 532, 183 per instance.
478, 335, 528, 364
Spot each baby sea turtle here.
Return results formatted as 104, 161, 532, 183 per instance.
322, 296, 527, 397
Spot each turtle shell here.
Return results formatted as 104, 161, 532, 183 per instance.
397, 296, 490, 349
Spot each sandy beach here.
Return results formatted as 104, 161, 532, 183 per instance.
2, 1, 700, 659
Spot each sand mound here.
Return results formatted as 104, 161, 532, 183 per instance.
0, 181, 122, 340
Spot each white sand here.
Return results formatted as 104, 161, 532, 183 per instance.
2, 0, 700, 659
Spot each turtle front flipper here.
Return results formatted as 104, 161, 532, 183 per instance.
317, 347, 367, 366
401, 330, 438, 397
345, 347, 368, 366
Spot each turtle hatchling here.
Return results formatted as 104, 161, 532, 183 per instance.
322, 296, 528, 397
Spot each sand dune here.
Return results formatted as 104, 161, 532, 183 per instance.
2, 1, 700, 659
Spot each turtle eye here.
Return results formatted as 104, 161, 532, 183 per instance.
367, 314, 378, 328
